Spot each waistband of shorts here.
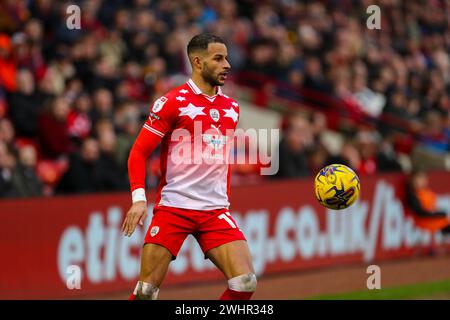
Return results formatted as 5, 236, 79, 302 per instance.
154, 204, 229, 215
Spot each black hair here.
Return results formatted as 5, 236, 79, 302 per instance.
187, 33, 226, 56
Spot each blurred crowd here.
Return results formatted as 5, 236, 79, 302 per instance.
0, 0, 449, 197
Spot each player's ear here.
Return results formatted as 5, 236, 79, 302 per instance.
190, 53, 203, 71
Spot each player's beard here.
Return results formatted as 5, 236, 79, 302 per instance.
201, 63, 223, 87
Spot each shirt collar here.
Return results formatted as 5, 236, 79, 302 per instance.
187, 79, 223, 97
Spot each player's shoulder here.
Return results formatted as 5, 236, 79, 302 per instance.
220, 91, 240, 109
150, 83, 190, 113
164, 83, 191, 101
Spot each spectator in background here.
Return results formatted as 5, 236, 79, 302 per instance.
244, 38, 278, 78
0, 118, 16, 150
87, 56, 118, 92
308, 112, 337, 174
90, 88, 114, 125
350, 129, 402, 175
99, 30, 127, 71
63, 77, 84, 105
57, 137, 102, 194
38, 96, 72, 159
161, 31, 189, 75
71, 35, 98, 87
67, 92, 93, 144
22, 19, 45, 75
0, 125, 40, 198
406, 170, 450, 235
351, 71, 386, 118
377, 91, 406, 135
142, 57, 168, 98
419, 111, 449, 154
326, 142, 361, 173
421, 71, 446, 115
435, 94, 450, 117
120, 61, 147, 102
308, 144, 330, 176
275, 113, 313, 179
377, 133, 403, 172
44, 51, 76, 95
404, 98, 424, 134
12, 145, 43, 197
355, 130, 379, 175
276, 43, 303, 83
96, 119, 129, 191
302, 56, 329, 93
12, 32, 32, 70
8, 69, 42, 138
0, 142, 18, 197
35, 65, 59, 98
114, 101, 141, 168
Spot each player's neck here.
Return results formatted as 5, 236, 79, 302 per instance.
190, 75, 217, 96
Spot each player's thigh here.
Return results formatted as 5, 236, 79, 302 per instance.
206, 240, 255, 279
140, 208, 194, 285
140, 243, 173, 286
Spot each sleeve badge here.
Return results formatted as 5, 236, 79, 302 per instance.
152, 96, 168, 113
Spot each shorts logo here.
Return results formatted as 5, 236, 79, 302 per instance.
210, 109, 220, 122
152, 97, 167, 113
150, 226, 159, 237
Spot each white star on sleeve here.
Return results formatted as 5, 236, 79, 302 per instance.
179, 89, 189, 94
178, 103, 206, 120
223, 107, 239, 123
176, 96, 186, 101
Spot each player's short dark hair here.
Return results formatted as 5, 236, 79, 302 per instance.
187, 33, 226, 56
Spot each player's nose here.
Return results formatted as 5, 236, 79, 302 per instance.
224, 60, 231, 70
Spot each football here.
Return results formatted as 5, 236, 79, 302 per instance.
314, 164, 360, 210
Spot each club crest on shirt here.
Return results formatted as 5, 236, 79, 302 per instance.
210, 109, 220, 122
150, 226, 159, 237
152, 96, 167, 113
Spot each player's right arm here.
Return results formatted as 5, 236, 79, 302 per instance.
122, 95, 177, 237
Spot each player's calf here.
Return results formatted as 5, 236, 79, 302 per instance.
220, 273, 257, 300
129, 281, 160, 300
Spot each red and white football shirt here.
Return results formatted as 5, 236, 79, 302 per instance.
129, 79, 240, 210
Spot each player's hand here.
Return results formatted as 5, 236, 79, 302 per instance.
121, 201, 148, 237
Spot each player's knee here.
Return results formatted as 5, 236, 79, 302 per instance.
228, 273, 257, 292
134, 281, 160, 300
